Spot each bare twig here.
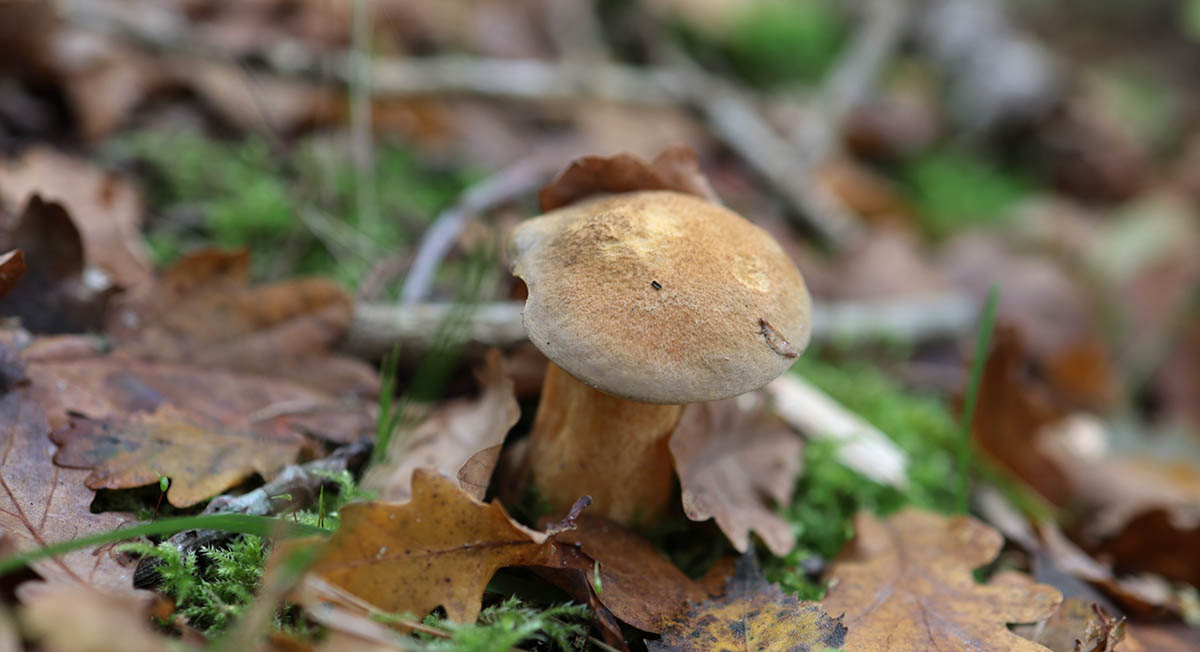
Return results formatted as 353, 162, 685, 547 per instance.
399, 149, 567, 304
765, 374, 909, 487
135, 440, 372, 588
349, 0, 379, 237
343, 292, 977, 358
793, 0, 910, 155
56, 1, 900, 250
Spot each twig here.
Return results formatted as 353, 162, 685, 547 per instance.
765, 374, 909, 488
134, 440, 371, 588
792, 0, 910, 156
349, 0, 379, 236
399, 149, 566, 304
343, 293, 978, 358
57, 1, 881, 249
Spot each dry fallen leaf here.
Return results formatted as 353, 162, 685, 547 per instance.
0, 390, 139, 597
1009, 594, 1125, 652
307, 469, 557, 623
362, 349, 518, 502
19, 335, 374, 444
107, 248, 376, 398
0, 196, 112, 333
669, 395, 801, 556
51, 405, 311, 508
20, 585, 169, 652
820, 509, 1062, 652
972, 326, 1073, 505
539, 514, 707, 634
0, 147, 152, 289
537, 145, 719, 211
649, 553, 846, 652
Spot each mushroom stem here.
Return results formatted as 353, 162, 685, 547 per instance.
526, 362, 682, 524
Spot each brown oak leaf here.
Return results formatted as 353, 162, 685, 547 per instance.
51, 405, 311, 507
820, 509, 1062, 652
670, 395, 802, 556
362, 349, 518, 502
0, 391, 139, 596
537, 145, 719, 211
649, 553, 846, 652
307, 469, 559, 623
106, 248, 376, 397
20, 334, 373, 444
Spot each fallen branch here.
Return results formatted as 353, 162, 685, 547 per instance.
343, 292, 977, 358
57, 0, 901, 249
398, 148, 569, 304
764, 374, 909, 488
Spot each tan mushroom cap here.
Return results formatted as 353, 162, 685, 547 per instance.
510, 190, 812, 404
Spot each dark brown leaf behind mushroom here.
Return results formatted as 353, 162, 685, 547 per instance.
538, 145, 719, 211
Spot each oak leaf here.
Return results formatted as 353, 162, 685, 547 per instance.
51, 406, 310, 507
649, 553, 846, 652
307, 469, 557, 623
21, 336, 374, 444
0, 391, 139, 596
106, 248, 376, 397
670, 395, 802, 556
820, 509, 1062, 652
362, 349, 518, 502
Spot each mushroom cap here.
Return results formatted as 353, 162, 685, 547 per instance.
510, 190, 812, 404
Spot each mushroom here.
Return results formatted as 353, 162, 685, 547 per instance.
510, 190, 812, 524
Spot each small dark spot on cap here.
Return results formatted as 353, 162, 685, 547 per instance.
651, 280, 662, 290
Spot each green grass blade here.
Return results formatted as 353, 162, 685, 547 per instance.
959, 285, 1000, 514
0, 514, 328, 576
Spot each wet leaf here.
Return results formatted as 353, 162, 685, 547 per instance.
51, 406, 310, 508
649, 553, 846, 652
362, 350, 518, 502
307, 469, 557, 623
0, 391, 139, 596
537, 145, 719, 211
107, 248, 376, 397
670, 395, 801, 556
820, 509, 1062, 652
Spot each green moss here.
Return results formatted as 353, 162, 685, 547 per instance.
721, 1, 847, 87
904, 146, 1031, 237
765, 356, 961, 598
123, 537, 267, 634
418, 598, 591, 652
105, 129, 473, 288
